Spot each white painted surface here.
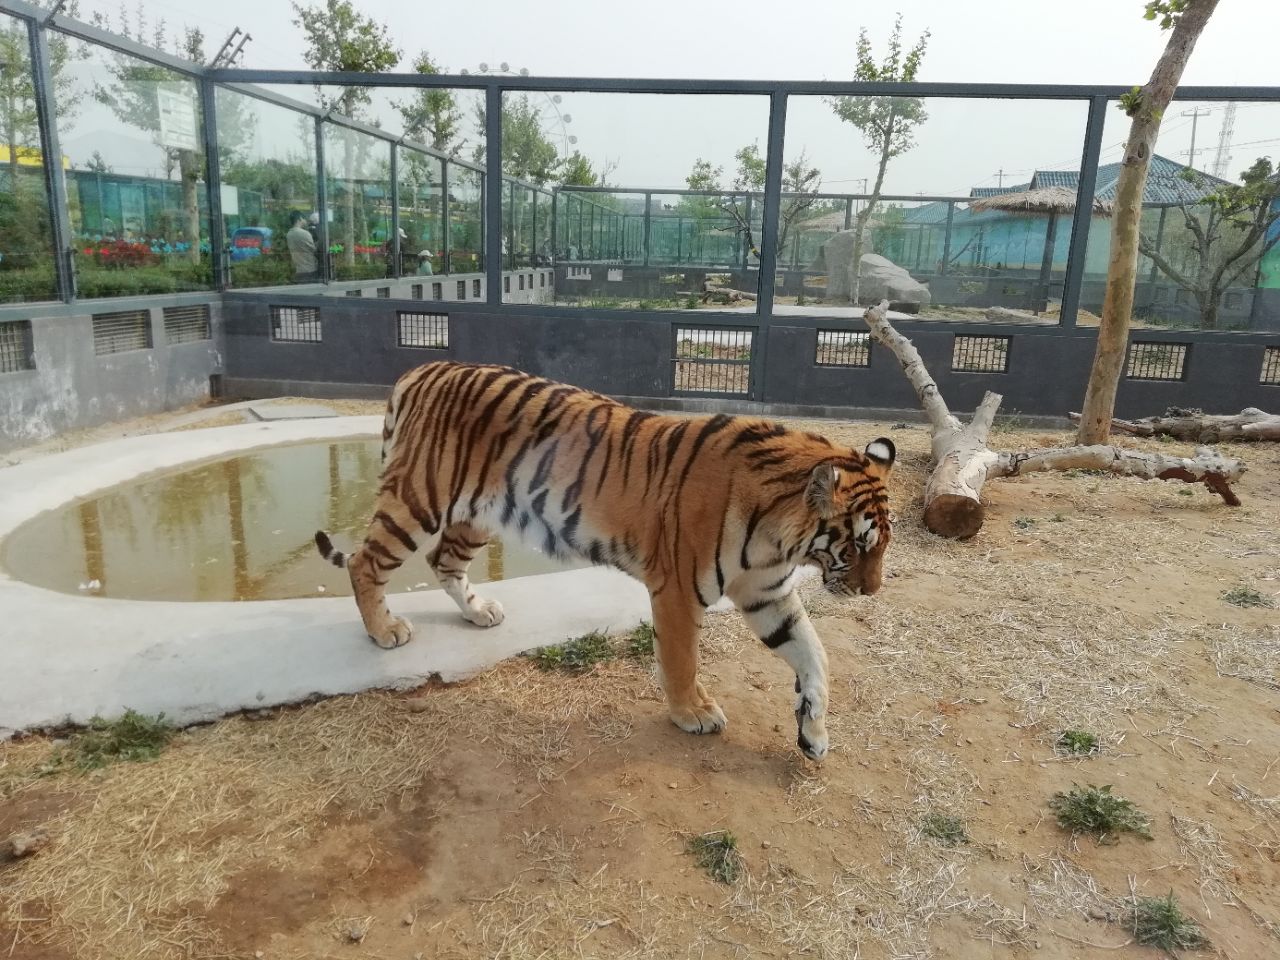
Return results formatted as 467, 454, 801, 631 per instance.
0, 417, 651, 736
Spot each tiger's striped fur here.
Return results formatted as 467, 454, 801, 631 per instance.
316, 360, 895, 760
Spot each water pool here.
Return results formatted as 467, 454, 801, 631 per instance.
2, 439, 582, 602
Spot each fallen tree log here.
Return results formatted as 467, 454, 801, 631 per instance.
1067, 407, 1280, 443
701, 281, 758, 304
862, 301, 1246, 538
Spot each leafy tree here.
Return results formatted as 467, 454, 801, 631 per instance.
1140, 159, 1280, 329
1077, 0, 1220, 444
397, 51, 463, 156
88, 8, 248, 263
1, 3, 85, 179
684, 144, 821, 263
826, 14, 929, 304
561, 150, 598, 187
85, 150, 111, 173
292, 0, 400, 267
474, 94, 562, 186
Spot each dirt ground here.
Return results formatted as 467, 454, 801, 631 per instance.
2, 399, 1279, 960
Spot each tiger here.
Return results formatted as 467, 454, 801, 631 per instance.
315, 360, 895, 760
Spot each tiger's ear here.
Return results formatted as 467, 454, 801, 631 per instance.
805, 463, 840, 519
864, 438, 896, 477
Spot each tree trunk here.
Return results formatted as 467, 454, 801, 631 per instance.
1068, 407, 1280, 442
178, 150, 201, 265
848, 119, 896, 306
864, 300, 1246, 537
343, 134, 356, 270
1075, 0, 1220, 444
1201, 296, 1219, 330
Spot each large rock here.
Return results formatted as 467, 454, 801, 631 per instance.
820, 232, 931, 306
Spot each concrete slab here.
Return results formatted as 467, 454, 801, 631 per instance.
0, 417, 651, 736
248, 402, 339, 421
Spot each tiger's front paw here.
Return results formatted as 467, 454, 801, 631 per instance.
368, 615, 414, 649
794, 687, 829, 761
669, 700, 727, 735
463, 598, 504, 628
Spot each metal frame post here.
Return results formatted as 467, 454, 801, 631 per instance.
1058, 95, 1107, 329
642, 192, 651, 267
313, 116, 330, 282
506, 179, 515, 269
29, 17, 76, 301
531, 187, 538, 264
940, 201, 954, 276
588, 202, 595, 260
390, 142, 400, 278
441, 158, 451, 274
755, 91, 787, 317
550, 187, 558, 262
843, 197, 853, 231
200, 79, 226, 290
484, 84, 503, 303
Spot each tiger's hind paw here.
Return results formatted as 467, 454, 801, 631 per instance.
463, 598, 504, 628
669, 700, 727, 735
369, 615, 414, 649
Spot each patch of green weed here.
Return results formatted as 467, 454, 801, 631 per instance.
1133, 892, 1208, 953
530, 631, 614, 673
687, 830, 742, 883
62, 710, 175, 771
1049, 783, 1152, 842
919, 812, 968, 847
1055, 730, 1099, 756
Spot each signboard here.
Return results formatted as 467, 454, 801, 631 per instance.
157, 86, 199, 153
220, 184, 239, 216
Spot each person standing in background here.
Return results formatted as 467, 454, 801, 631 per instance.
287, 211, 319, 283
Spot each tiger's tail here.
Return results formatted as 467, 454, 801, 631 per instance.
314, 530, 349, 568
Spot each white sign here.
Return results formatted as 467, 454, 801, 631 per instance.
220, 184, 239, 216
157, 86, 199, 153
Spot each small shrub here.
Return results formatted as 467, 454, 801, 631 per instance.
683, 294, 699, 309
687, 831, 742, 883
1055, 730, 1099, 756
63, 709, 175, 771
530, 631, 614, 673
1049, 783, 1152, 842
1221, 586, 1273, 609
1013, 516, 1036, 530
1050, 513, 1067, 523
1132, 892, 1208, 952
1178, 488, 1194, 496
795, 292, 808, 306
626, 621, 656, 659
919, 812, 967, 847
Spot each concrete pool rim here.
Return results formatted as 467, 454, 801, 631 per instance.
0, 417, 652, 737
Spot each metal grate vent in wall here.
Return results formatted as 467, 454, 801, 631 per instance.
0, 321, 35, 373
952, 335, 1009, 373
270, 306, 322, 342
815, 330, 871, 367
92, 310, 152, 356
673, 326, 753, 396
1126, 341, 1187, 381
162, 304, 211, 345
398, 312, 449, 349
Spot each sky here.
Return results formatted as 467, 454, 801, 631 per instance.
46, 0, 1280, 195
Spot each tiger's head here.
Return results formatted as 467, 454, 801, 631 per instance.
803, 438, 896, 596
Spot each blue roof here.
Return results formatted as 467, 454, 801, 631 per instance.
970, 184, 1028, 197
1014, 155, 1228, 205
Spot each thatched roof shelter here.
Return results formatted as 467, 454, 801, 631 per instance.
967, 186, 1114, 216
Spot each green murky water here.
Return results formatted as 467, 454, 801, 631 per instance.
2, 440, 580, 602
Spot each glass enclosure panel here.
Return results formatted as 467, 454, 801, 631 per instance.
501, 91, 770, 307
0, 13, 58, 303
1080, 100, 1279, 331
778, 96, 1089, 321
323, 123, 391, 281
397, 147, 443, 279
56, 31, 212, 296
447, 163, 482, 274
216, 86, 320, 288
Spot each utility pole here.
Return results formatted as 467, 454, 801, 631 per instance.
1210, 101, 1237, 178
994, 168, 1005, 188
210, 27, 252, 67
1180, 106, 1211, 170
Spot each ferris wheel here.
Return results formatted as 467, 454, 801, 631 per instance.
459, 62, 579, 157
